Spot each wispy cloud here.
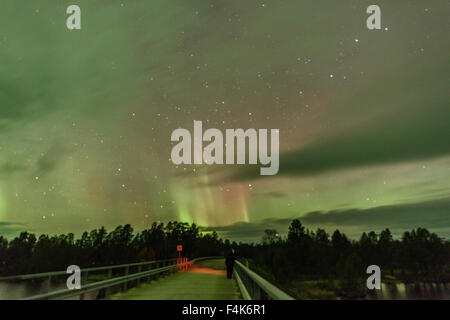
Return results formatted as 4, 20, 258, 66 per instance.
35, 142, 72, 176
0, 222, 28, 238
0, 162, 27, 177
203, 197, 450, 243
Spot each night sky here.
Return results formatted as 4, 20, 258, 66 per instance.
0, 1, 449, 242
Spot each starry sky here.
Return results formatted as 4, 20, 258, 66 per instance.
0, 1, 449, 242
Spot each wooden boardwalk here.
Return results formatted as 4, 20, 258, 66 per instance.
111, 259, 241, 300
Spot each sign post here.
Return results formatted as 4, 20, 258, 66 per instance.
177, 245, 182, 259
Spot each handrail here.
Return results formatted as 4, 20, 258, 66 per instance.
23, 263, 180, 300
15, 256, 220, 300
234, 260, 294, 300
0, 258, 177, 281
233, 269, 251, 300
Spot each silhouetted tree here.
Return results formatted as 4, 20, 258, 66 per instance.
262, 229, 280, 245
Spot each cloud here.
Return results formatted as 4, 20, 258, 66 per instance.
0, 162, 28, 177
258, 191, 286, 198
202, 197, 450, 243
219, 54, 450, 182
36, 142, 72, 175
0, 1, 149, 133
0, 53, 62, 132
0, 140, 71, 180
0, 222, 28, 238
300, 197, 450, 228
227, 107, 450, 182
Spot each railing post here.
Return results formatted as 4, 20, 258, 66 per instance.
80, 271, 88, 300
136, 265, 142, 286
122, 267, 129, 291
44, 276, 51, 294
104, 268, 113, 299
144, 263, 150, 283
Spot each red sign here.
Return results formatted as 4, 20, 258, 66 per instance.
177, 245, 183, 252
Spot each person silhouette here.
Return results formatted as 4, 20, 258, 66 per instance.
225, 249, 236, 279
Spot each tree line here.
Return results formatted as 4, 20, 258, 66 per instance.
0, 222, 225, 276
236, 219, 450, 291
1, 218, 449, 287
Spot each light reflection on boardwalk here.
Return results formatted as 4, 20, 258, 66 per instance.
111, 259, 241, 300
185, 267, 227, 277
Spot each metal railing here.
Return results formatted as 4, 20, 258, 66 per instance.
0, 258, 176, 281
1, 257, 218, 300
1, 256, 292, 300
0, 258, 178, 299
233, 260, 294, 300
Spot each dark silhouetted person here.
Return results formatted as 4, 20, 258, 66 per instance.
225, 249, 236, 279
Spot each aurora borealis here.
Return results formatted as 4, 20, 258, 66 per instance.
0, 1, 449, 242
